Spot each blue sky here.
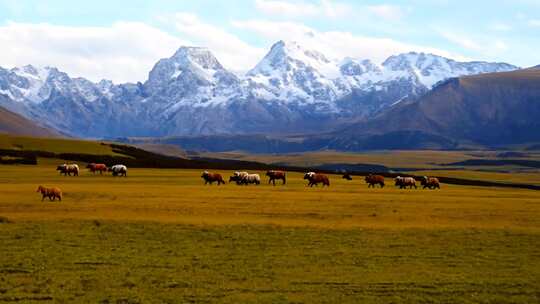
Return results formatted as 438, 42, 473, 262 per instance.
0, 0, 539, 82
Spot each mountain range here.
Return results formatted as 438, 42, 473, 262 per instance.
125, 66, 540, 153
334, 66, 540, 149
0, 40, 518, 141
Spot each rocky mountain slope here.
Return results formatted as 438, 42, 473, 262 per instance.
329, 67, 540, 149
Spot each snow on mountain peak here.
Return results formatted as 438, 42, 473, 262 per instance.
382, 52, 518, 88
172, 46, 224, 71
339, 58, 381, 76
146, 45, 234, 94
12, 65, 51, 82
0, 40, 521, 137
249, 40, 337, 77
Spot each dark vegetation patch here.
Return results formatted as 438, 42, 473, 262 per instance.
311, 163, 389, 173
1, 143, 540, 190
496, 152, 530, 158
443, 159, 540, 168
525, 144, 540, 151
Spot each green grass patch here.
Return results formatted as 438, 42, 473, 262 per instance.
0, 221, 538, 303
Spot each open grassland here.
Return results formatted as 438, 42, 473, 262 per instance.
0, 165, 539, 303
196, 150, 540, 170
195, 150, 475, 169
415, 169, 540, 186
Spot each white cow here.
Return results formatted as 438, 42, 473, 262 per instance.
241, 173, 261, 185
109, 164, 127, 177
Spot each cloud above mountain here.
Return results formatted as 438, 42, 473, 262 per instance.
0, 21, 186, 83
0, 16, 462, 83
166, 13, 267, 74
1, 0, 537, 83
232, 19, 465, 64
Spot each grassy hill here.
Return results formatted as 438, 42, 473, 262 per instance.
0, 134, 119, 155
0, 103, 59, 137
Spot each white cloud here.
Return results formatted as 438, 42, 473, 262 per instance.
0, 13, 485, 85
367, 5, 405, 21
0, 21, 185, 83
233, 19, 463, 63
254, 0, 349, 18
166, 12, 266, 73
439, 31, 483, 51
438, 29, 510, 60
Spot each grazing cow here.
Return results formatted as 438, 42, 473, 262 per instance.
365, 174, 385, 188
421, 176, 440, 189
304, 172, 330, 187
109, 164, 127, 177
56, 164, 79, 176
201, 171, 225, 185
266, 170, 286, 185
240, 173, 261, 185
229, 171, 248, 185
86, 163, 108, 175
36, 185, 62, 202
395, 176, 417, 189
342, 173, 353, 181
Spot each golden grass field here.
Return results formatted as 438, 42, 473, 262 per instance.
0, 163, 539, 303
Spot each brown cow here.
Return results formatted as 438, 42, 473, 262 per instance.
365, 174, 385, 188
86, 163, 108, 175
421, 176, 440, 189
304, 172, 330, 187
201, 171, 225, 185
36, 185, 62, 202
342, 173, 353, 181
266, 170, 286, 185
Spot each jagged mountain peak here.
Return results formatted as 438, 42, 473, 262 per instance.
339, 57, 381, 76
248, 40, 336, 76
171, 46, 224, 71
146, 45, 232, 91
381, 52, 518, 88
11, 65, 52, 81
382, 52, 451, 71
269, 40, 330, 61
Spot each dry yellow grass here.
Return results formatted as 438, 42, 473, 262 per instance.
0, 165, 539, 231
0, 164, 539, 303
415, 169, 540, 186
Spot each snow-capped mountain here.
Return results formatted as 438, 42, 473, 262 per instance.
0, 40, 518, 138
246, 41, 342, 108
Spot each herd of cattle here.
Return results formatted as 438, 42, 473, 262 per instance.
37, 166, 440, 202
54, 165, 440, 189
56, 163, 128, 177
202, 170, 441, 189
